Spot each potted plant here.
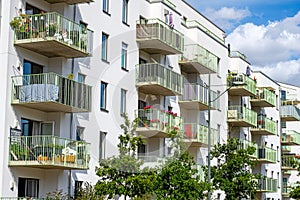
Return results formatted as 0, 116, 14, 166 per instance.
48, 23, 57, 37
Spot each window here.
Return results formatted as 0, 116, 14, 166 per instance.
74, 181, 83, 199
103, 0, 109, 13
100, 82, 108, 110
23, 60, 43, 75
122, 0, 128, 23
18, 178, 39, 198
121, 42, 128, 70
78, 73, 85, 83
120, 89, 127, 114
76, 126, 85, 141
99, 131, 107, 160
102, 33, 109, 61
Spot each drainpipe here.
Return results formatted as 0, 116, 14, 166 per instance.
68, 4, 76, 200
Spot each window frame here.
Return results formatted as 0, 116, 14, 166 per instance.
99, 131, 107, 160
100, 81, 108, 111
101, 33, 109, 62
121, 42, 128, 70
120, 88, 127, 115
102, 0, 109, 14
122, 0, 128, 24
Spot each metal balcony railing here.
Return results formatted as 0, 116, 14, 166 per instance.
183, 123, 218, 146
136, 18, 184, 53
136, 108, 183, 133
258, 146, 276, 163
11, 73, 92, 112
180, 44, 218, 73
136, 63, 183, 95
179, 83, 219, 109
280, 105, 300, 121
9, 135, 90, 169
282, 155, 299, 169
227, 106, 257, 127
12, 12, 93, 56
227, 73, 257, 96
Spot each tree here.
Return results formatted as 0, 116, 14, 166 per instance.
209, 138, 260, 200
154, 128, 209, 200
289, 158, 300, 199
94, 113, 156, 199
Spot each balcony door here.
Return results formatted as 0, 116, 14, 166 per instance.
23, 60, 43, 75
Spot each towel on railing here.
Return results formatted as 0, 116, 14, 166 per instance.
19, 84, 59, 102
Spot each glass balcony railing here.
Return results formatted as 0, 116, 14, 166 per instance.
240, 139, 258, 158
183, 123, 218, 146
227, 73, 257, 96
12, 12, 93, 58
282, 145, 291, 152
135, 108, 183, 137
282, 155, 299, 169
282, 130, 300, 145
9, 135, 90, 170
11, 73, 92, 113
256, 177, 278, 192
135, 63, 183, 96
251, 88, 276, 107
229, 51, 247, 60
251, 115, 276, 135
179, 83, 219, 110
136, 18, 184, 54
180, 44, 218, 74
258, 146, 276, 163
227, 106, 257, 127
281, 105, 300, 121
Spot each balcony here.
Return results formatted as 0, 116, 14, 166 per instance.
227, 106, 257, 127
135, 63, 183, 96
138, 153, 167, 168
178, 83, 218, 110
282, 184, 292, 198
282, 155, 299, 170
179, 44, 218, 74
240, 139, 258, 159
227, 73, 256, 96
281, 130, 300, 146
43, 0, 93, 4
280, 105, 300, 121
250, 116, 276, 136
229, 51, 247, 60
135, 108, 182, 138
282, 145, 291, 153
136, 18, 184, 55
8, 135, 89, 170
11, 73, 92, 113
12, 12, 93, 58
257, 147, 276, 163
183, 123, 218, 147
256, 177, 278, 193
250, 87, 276, 107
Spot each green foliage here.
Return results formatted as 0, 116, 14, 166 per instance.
45, 189, 67, 200
290, 185, 300, 199
75, 182, 104, 200
209, 138, 260, 200
95, 113, 156, 199
154, 129, 208, 200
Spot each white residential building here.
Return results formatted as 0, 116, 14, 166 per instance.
0, 0, 298, 199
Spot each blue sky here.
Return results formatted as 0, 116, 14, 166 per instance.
186, 0, 300, 85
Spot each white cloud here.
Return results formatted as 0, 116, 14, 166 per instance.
227, 11, 300, 66
203, 7, 251, 30
226, 11, 300, 84
253, 59, 300, 85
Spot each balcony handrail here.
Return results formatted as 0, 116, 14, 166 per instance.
137, 153, 168, 163
257, 177, 278, 192
135, 63, 183, 95
227, 105, 257, 126
13, 12, 93, 54
227, 73, 257, 95
282, 130, 300, 144
9, 135, 90, 169
11, 72, 92, 111
183, 123, 218, 145
280, 105, 300, 120
240, 139, 258, 158
180, 44, 218, 73
229, 51, 247, 60
180, 83, 219, 109
256, 115, 276, 134
135, 108, 183, 131
184, 20, 224, 44
258, 146, 276, 162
